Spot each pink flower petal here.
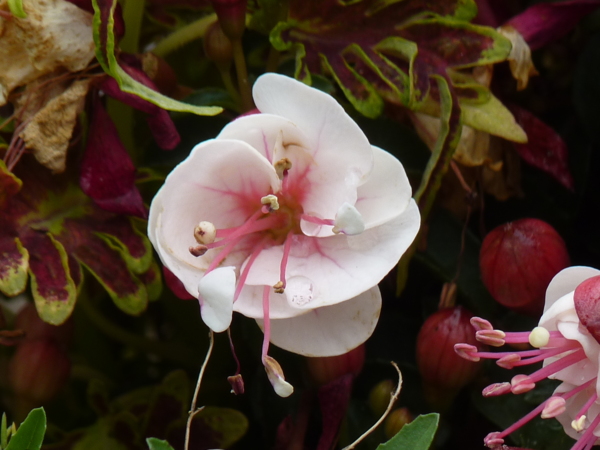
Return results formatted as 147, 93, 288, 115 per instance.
256, 287, 381, 357
544, 266, 600, 313
148, 139, 280, 296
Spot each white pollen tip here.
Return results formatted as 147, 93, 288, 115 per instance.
198, 267, 236, 333
194, 221, 217, 244
332, 202, 365, 235
529, 326, 550, 348
261, 194, 280, 211
572, 415, 586, 432
264, 355, 294, 397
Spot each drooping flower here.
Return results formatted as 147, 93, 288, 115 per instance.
148, 73, 420, 394
454, 266, 600, 449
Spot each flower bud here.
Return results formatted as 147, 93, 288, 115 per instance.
203, 21, 234, 71
416, 306, 481, 409
368, 379, 395, 416
14, 303, 73, 347
9, 339, 71, 403
305, 344, 365, 386
480, 218, 569, 315
384, 407, 413, 439
209, 0, 247, 40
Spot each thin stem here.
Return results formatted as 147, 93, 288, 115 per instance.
218, 66, 241, 106
185, 330, 215, 450
232, 39, 254, 111
120, 0, 145, 54
265, 46, 280, 73
152, 14, 217, 58
342, 362, 403, 450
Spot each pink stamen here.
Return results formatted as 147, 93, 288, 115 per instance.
484, 431, 504, 448
211, 212, 283, 245
526, 348, 586, 383
492, 397, 550, 442
300, 214, 335, 227
261, 285, 271, 363
497, 354, 521, 369
511, 374, 536, 394
563, 378, 597, 401
575, 391, 599, 421
278, 232, 294, 290
512, 342, 581, 367
572, 413, 600, 450
482, 382, 512, 397
233, 239, 268, 302
541, 396, 566, 418
454, 343, 480, 361
476, 329, 506, 347
471, 317, 493, 331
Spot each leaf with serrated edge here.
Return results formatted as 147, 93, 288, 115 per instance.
146, 438, 175, 450
6, 408, 46, 450
461, 95, 527, 143
0, 237, 29, 296
377, 413, 439, 450
91, 0, 222, 117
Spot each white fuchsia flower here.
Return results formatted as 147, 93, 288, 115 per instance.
455, 266, 600, 450
148, 73, 420, 395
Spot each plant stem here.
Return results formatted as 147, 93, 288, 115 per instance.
152, 14, 217, 58
120, 0, 145, 54
185, 331, 215, 450
232, 39, 254, 111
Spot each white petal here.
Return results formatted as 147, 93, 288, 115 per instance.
236, 202, 419, 318
147, 139, 280, 295
252, 74, 374, 219
333, 203, 365, 235
355, 146, 413, 229
198, 267, 236, 333
544, 266, 600, 313
256, 287, 382, 357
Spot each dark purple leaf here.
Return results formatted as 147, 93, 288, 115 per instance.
317, 374, 354, 450
80, 97, 147, 218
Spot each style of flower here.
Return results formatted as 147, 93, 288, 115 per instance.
148, 73, 420, 396
455, 266, 600, 450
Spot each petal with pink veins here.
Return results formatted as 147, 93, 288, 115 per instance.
237, 202, 420, 317
256, 287, 381, 357
544, 266, 600, 313
253, 74, 374, 220
148, 139, 280, 295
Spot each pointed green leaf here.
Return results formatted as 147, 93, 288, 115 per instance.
0, 160, 22, 208
6, 408, 46, 450
7, 0, 27, 18
27, 233, 77, 326
0, 237, 29, 297
91, 0, 222, 117
461, 94, 528, 143
376, 413, 439, 450
146, 438, 175, 450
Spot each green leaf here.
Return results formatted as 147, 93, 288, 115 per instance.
146, 438, 175, 450
461, 94, 527, 143
7, 0, 26, 18
0, 237, 29, 297
90, 0, 222, 117
2, 413, 8, 448
6, 408, 46, 450
195, 407, 249, 448
377, 413, 439, 450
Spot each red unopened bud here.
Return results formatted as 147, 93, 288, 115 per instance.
368, 379, 395, 416
203, 21, 234, 71
210, 0, 247, 40
227, 374, 245, 395
14, 303, 73, 348
9, 339, 71, 403
574, 275, 600, 344
384, 407, 413, 439
306, 344, 365, 386
417, 306, 481, 409
480, 218, 569, 316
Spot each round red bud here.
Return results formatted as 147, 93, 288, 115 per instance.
416, 306, 481, 408
14, 303, 73, 347
9, 339, 71, 403
368, 379, 395, 416
306, 344, 365, 386
210, 0, 247, 40
574, 275, 600, 344
480, 218, 569, 315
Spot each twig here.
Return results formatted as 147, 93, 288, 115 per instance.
185, 330, 215, 450
342, 362, 403, 450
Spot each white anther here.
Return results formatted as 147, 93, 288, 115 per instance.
274, 158, 292, 180
261, 194, 280, 211
332, 202, 365, 235
194, 221, 217, 244
572, 415, 586, 432
529, 326, 550, 348
264, 355, 294, 398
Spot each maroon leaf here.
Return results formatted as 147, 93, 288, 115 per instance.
163, 267, 194, 300
80, 96, 147, 218
317, 374, 354, 450
99, 57, 181, 150
506, 0, 600, 51
510, 105, 574, 190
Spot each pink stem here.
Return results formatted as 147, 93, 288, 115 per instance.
279, 232, 294, 288
233, 239, 267, 302
261, 285, 271, 362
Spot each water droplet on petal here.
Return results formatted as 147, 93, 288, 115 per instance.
285, 276, 313, 306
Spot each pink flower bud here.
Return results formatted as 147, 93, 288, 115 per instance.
480, 218, 570, 315
203, 21, 234, 70
9, 339, 71, 403
306, 344, 365, 386
417, 306, 481, 407
573, 275, 600, 343
14, 303, 73, 347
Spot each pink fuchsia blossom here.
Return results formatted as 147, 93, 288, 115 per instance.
455, 266, 600, 450
149, 73, 419, 392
